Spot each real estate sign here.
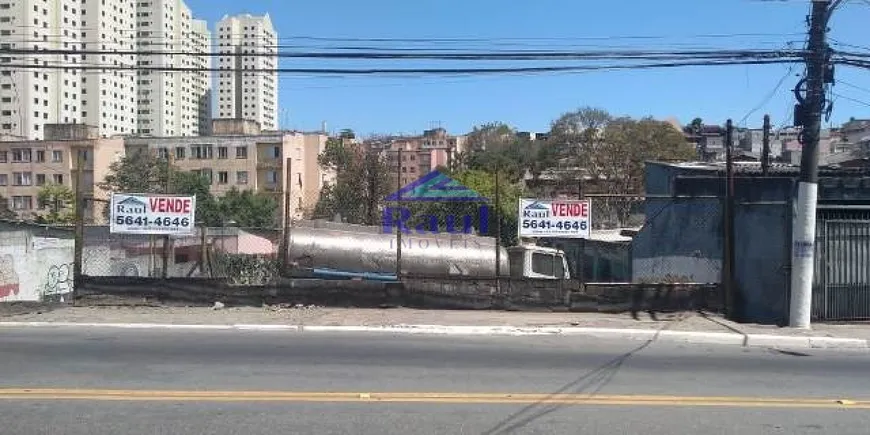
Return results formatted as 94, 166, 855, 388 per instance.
518, 199, 591, 239
110, 193, 196, 235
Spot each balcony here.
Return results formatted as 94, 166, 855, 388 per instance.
256, 159, 283, 170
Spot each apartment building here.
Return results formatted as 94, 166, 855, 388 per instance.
124, 119, 332, 222
188, 19, 211, 135
0, 124, 125, 222
81, 0, 139, 137
0, 0, 208, 139
378, 128, 468, 187
0, 0, 85, 140
136, 0, 211, 137
215, 14, 278, 130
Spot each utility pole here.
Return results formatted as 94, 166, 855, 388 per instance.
724, 119, 736, 319
72, 147, 84, 305
790, 0, 832, 329
395, 149, 403, 278
762, 114, 771, 176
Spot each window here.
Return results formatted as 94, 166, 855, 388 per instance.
217, 171, 228, 184
531, 253, 564, 278
236, 171, 248, 185
217, 146, 228, 159
35, 173, 45, 185
0, 174, 6, 185
175, 147, 185, 160
272, 146, 280, 158
266, 170, 278, 184
11, 148, 31, 163
12, 172, 32, 186
200, 168, 213, 184
51, 150, 62, 163
235, 146, 248, 159
35, 150, 45, 163
156, 147, 169, 159
12, 196, 32, 210
0, 151, 6, 163
52, 174, 63, 184
191, 144, 213, 159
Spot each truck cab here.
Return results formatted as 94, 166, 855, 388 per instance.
507, 245, 571, 280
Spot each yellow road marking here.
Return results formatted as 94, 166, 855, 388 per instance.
0, 389, 867, 408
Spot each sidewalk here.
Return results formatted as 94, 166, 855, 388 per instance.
1, 304, 868, 349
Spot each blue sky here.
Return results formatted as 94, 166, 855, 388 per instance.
185, 0, 870, 135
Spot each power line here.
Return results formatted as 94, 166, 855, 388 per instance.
738, 64, 798, 126
0, 59, 798, 75
0, 47, 805, 61
837, 79, 870, 94
831, 92, 870, 107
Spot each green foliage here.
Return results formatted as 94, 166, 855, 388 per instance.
218, 188, 279, 228
99, 150, 171, 195
35, 183, 75, 224
400, 169, 524, 247
548, 107, 695, 193
99, 150, 277, 227
461, 122, 555, 183
0, 195, 16, 220
465, 122, 515, 151
211, 251, 279, 286
313, 138, 391, 225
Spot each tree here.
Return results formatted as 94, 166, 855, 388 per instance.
99, 150, 171, 195
549, 108, 695, 226
35, 183, 75, 224
461, 122, 556, 183
465, 122, 515, 152
217, 188, 279, 228
99, 150, 221, 225
312, 138, 391, 225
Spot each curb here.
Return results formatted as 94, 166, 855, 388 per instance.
0, 322, 866, 349
0, 322, 301, 332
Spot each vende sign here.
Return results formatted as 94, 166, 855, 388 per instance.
110, 193, 196, 235
550, 202, 589, 218
149, 197, 193, 214
518, 199, 591, 239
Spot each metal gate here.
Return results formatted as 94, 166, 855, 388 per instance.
812, 208, 870, 321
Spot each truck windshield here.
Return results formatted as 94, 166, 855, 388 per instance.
532, 253, 564, 278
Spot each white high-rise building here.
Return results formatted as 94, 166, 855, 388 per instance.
136, 0, 211, 137
215, 14, 278, 130
0, 0, 85, 140
0, 0, 209, 140
187, 19, 212, 136
81, 0, 138, 137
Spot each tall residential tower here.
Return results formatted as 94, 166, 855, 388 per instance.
136, 0, 212, 136
215, 14, 278, 130
0, 0, 209, 139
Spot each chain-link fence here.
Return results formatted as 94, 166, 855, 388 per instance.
583, 195, 646, 230
630, 196, 723, 284
81, 226, 282, 285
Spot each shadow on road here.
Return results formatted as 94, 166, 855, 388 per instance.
480, 335, 658, 435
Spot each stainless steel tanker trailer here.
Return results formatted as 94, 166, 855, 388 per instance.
286, 220, 570, 280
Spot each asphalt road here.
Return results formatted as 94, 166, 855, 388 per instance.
1, 327, 870, 434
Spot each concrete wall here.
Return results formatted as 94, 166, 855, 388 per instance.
0, 233, 74, 302
632, 198, 723, 284
75, 276, 719, 314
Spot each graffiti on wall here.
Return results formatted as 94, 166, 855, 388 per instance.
0, 254, 20, 299
43, 263, 74, 299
